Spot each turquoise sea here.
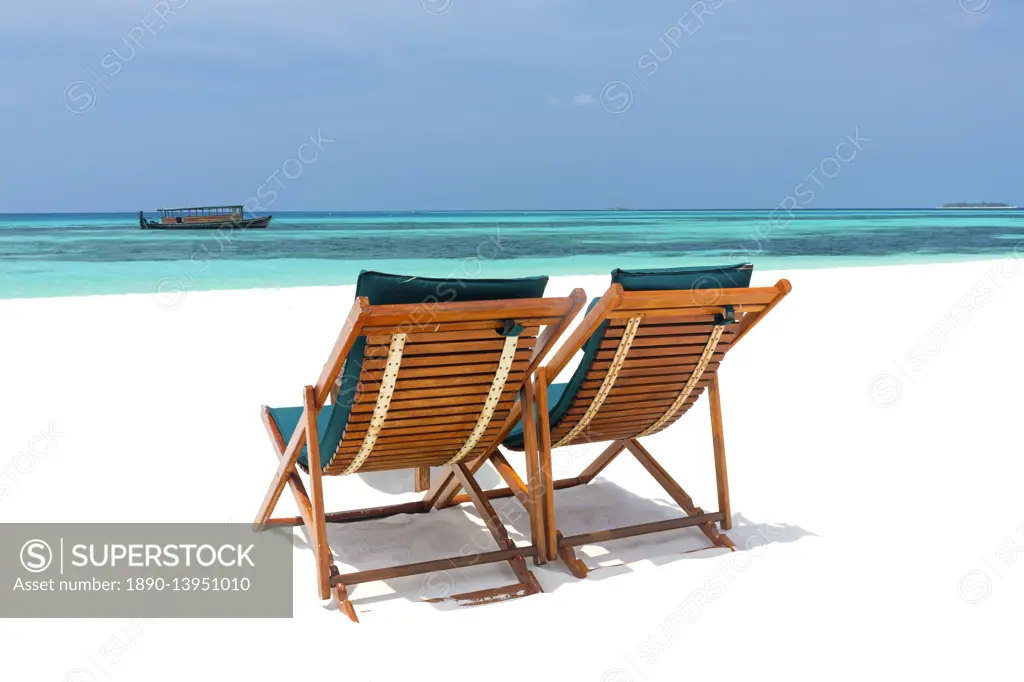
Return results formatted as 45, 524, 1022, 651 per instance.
1, 209, 1022, 299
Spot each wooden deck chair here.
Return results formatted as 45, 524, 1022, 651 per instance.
427, 264, 791, 577
253, 271, 585, 620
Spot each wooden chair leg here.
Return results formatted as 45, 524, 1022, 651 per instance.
254, 464, 292, 530
422, 451, 489, 510
414, 467, 431, 493
450, 463, 542, 594
490, 451, 532, 507
625, 438, 734, 551
556, 532, 590, 578
708, 374, 732, 530
487, 408, 624, 577
534, 369, 558, 561
520, 377, 547, 564
494, 452, 546, 565
578, 440, 627, 483
330, 566, 358, 622
489, 451, 590, 577
303, 386, 333, 601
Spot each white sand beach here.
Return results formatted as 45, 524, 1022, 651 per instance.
1, 259, 1022, 681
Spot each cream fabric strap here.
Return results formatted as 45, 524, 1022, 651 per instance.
336, 333, 407, 475
553, 315, 642, 448
445, 334, 520, 465
636, 323, 725, 438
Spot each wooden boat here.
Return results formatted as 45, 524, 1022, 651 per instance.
139, 205, 272, 230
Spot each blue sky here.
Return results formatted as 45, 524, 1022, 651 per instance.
0, 0, 1020, 211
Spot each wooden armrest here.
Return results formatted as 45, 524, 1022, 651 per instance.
731, 279, 792, 347
313, 296, 370, 407
544, 284, 623, 383
526, 288, 586, 375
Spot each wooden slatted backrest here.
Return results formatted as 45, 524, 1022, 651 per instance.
541, 280, 791, 448
319, 292, 585, 475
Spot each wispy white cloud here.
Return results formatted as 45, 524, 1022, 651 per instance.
549, 94, 595, 108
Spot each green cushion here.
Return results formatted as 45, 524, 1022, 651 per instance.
502, 263, 752, 451
503, 382, 570, 449
271, 270, 550, 469
354, 270, 549, 306
611, 262, 753, 291
265, 404, 337, 467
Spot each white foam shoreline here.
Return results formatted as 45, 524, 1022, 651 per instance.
1, 258, 1022, 680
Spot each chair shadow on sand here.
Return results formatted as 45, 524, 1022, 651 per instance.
288, 475, 817, 616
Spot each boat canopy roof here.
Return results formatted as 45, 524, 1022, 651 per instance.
157, 205, 243, 214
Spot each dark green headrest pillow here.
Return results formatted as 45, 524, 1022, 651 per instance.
610, 263, 753, 291
355, 270, 549, 304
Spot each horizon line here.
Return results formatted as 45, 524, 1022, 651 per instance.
1, 206, 1021, 215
